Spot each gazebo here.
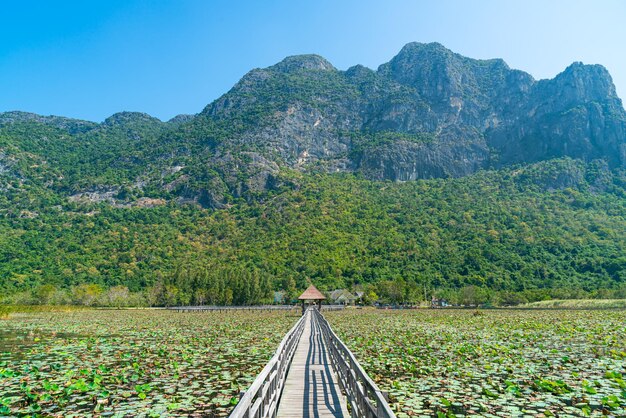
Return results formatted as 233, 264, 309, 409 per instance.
298, 285, 326, 315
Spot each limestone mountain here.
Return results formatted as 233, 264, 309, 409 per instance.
161, 42, 626, 206
1, 42, 626, 300
1, 42, 625, 208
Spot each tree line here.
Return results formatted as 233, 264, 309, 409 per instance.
5, 275, 626, 308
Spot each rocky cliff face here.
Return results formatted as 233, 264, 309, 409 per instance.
188, 42, 625, 201
1, 42, 624, 207
487, 62, 626, 167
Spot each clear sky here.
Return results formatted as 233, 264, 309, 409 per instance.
2, 0, 625, 122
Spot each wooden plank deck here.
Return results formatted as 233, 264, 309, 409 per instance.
170, 305, 346, 313
276, 310, 349, 418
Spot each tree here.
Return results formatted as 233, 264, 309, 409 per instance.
34, 284, 58, 305
458, 285, 490, 306
495, 291, 528, 306
389, 277, 406, 304
361, 285, 379, 305
283, 277, 297, 304
105, 285, 130, 308
145, 281, 164, 307
72, 284, 103, 306
163, 285, 179, 307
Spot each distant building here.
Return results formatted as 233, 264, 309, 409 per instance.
431, 296, 449, 308
329, 289, 358, 305
274, 291, 286, 304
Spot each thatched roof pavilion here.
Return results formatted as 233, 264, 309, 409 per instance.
298, 285, 326, 301
298, 285, 325, 314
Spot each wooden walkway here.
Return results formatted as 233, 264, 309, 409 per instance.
169, 305, 346, 313
228, 306, 394, 418
276, 310, 349, 418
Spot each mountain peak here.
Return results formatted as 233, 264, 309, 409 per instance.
270, 54, 336, 73
167, 114, 195, 124
0, 111, 42, 123
382, 42, 454, 67
102, 112, 162, 127
399, 41, 451, 54
549, 61, 618, 102
345, 64, 376, 79
560, 62, 613, 82
377, 41, 462, 87
0, 111, 88, 124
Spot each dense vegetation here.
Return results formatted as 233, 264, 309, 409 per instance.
326, 309, 626, 416
2, 157, 626, 306
2, 44, 626, 306
0, 309, 297, 416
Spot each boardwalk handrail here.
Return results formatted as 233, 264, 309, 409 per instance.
229, 308, 309, 418
168, 305, 299, 313
312, 309, 397, 418
168, 305, 346, 313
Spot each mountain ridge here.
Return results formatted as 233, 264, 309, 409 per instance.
2, 42, 625, 208
1, 42, 626, 303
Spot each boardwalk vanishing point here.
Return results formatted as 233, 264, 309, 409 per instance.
275, 309, 349, 417
228, 303, 396, 418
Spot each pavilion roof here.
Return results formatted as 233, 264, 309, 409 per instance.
298, 284, 326, 300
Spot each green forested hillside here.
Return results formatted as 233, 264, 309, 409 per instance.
0, 112, 179, 192
2, 159, 625, 305
2, 43, 626, 306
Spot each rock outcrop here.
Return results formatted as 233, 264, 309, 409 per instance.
1, 42, 624, 207
188, 42, 625, 203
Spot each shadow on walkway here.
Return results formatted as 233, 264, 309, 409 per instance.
302, 314, 343, 417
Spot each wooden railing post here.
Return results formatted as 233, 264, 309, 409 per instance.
311, 309, 396, 418
229, 308, 309, 418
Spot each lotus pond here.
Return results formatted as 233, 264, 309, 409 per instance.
0, 309, 298, 417
326, 309, 626, 418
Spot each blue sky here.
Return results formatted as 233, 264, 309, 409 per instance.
1, 0, 625, 122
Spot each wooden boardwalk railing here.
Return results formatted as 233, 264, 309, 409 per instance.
229, 309, 307, 418
168, 305, 346, 313
275, 309, 349, 417
312, 309, 396, 418
229, 307, 395, 418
